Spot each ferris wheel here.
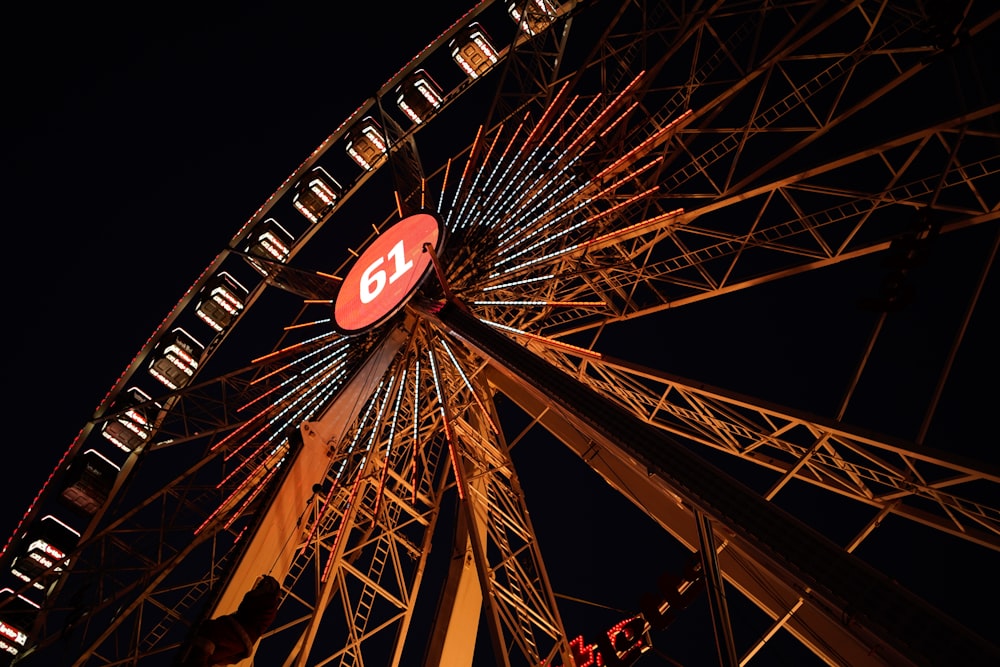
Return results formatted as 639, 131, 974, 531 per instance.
2, 1, 999, 665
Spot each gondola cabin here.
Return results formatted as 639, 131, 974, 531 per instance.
60, 449, 121, 516
345, 117, 388, 171
243, 218, 294, 275
449, 22, 498, 79
292, 167, 342, 223
9, 515, 80, 592
148, 327, 204, 390
0, 589, 39, 661
100, 386, 161, 453
396, 69, 444, 124
195, 272, 249, 333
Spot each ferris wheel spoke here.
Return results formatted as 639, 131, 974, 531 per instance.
524, 344, 1000, 551
497, 109, 1000, 336
440, 2, 1000, 340
652, 12, 929, 198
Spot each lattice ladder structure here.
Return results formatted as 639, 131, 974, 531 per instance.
206, 318, 574, 667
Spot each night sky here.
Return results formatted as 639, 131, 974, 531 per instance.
3, 2, 999, 666
3, 2, 452, 528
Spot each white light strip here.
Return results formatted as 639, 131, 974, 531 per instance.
495, 153, 658, 261
492, 144, 587, 241
335, 377, 388, 479
480, 274, 555, 292
456, 124, 527, 230
438, 339, 474, 397
412, 359, 420, 452
453, 129, 503, 229
447, 126, 484, 228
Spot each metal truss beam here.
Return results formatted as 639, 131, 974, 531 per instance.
428, 297, 1000, 666
484, 363, 894, 666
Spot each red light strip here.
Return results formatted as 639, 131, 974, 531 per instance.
249, 331, 337, 365
575, 156, 661, 211
283, 319, 331, 331
219, 438, 275, 482
250, 337, 347, 386
598, 100, 640, 139
255, 347, 347, 412
447, 126, 485, 227
495, 191, 678, 276
475, 113, 544, 234
594, 109, 693, 182
580, 207, 685, 249
223, 459, 283, 530
321, 465, 366, 583
194, 454, 269, 535
298, 477, 341, 558
209, 409, 264, 450
440, 158, 452, 210
498, 114, 529, 166
226, 352, 347, 460
220, 421, 272, 460
236, 385, 285, 417
461, 125, 485, 185
249, 350, 312, 385
466, 116, 532, 230
454, 125, 506, 226
563, 70, 646, 156
494, 158, 659, 263
536, 93, 585, 153
522, 80, 571, 148
558, 93, 607, 158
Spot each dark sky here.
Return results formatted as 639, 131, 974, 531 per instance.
2, 2, 999, 666
2, 2, 454, 525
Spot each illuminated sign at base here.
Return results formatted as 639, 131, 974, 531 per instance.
548, 560, 704, 667
334, 212, 442, 334
562, 616, 652, 667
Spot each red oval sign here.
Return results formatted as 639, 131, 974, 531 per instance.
334, 212, 441, 333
